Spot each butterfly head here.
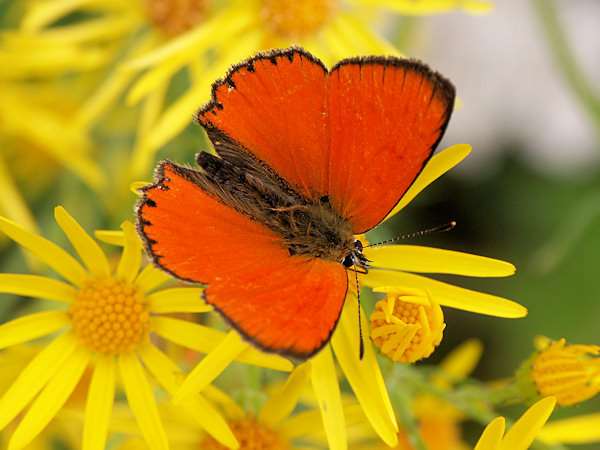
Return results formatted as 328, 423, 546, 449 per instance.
342, 238, 370, 274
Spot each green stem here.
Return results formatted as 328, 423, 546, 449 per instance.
532, 0, 600, 141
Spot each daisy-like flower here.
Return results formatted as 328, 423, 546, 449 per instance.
538, 411, 600, 445
167, 143, 526, 450
474, 397, 556, 450
16, 0, 492, 177
132, 361, 377, 449
516, 336, 600, 407
0, 207, 292, 450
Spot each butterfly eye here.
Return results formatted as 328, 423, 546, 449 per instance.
353, 239, 363, 252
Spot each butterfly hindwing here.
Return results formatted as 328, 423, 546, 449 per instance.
137, 161, 347, 358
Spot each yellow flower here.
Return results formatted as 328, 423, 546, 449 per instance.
474, 397, 556, 450
516, 336, 600, 406
370, 288, 445, 363
0, 207, 292, 450
16, 0, 492, 177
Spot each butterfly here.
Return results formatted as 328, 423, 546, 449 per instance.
136, 46, 455, 360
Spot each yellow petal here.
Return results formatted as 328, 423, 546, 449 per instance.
152, 316, 293, 372
116, 221, 142, 284
138, 343, 239, 449
174, 331, 246, 404
0, 331, 77, 430
122, 9, 253, 71
202, 384, 245, 422
0, 215, 87, 287
147, 287, 211, 313
0, 311, 71, 349
475, 417, 505, 450
331, 299, 398, 446
350, 0, 493, 15
134, 264, 172, 293
22, 0, 99, 31
539, 412, 600, 444
8, 345, 90, 450
500, 397, 556, 450
0, 274, 76, 302
94, 229, 126, 246
118, 352, 168, 450
438, 338, 483, 382
383, 144, 471, 221
0, 152, 39, 242
259, 362, 312, 428
365, 245, 515, 277
311, 346, 347, 450
55, 206, 111, 280
363, 270, 527, 318
83, 355, 116, 450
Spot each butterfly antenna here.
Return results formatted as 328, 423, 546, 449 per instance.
353, 263, 365, 360
364, 221, 456, 247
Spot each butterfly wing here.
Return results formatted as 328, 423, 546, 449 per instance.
137, 162, 347, 358
196, 48, 455, 234
327, 58, 455, 234
196, 48, 331, 200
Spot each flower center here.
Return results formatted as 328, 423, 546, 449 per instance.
526, 338, 600, 406
144, 0, 208, 36
201, 415, 289, 449
260, 0, 338, 38
70, 278, 151, 355
369, 288, 445, 363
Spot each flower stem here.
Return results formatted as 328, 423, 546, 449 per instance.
532, 0, 600, 143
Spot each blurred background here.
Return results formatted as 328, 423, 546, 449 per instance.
1, 0, 599, 447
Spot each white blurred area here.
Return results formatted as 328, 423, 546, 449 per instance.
412, 0, 600, 177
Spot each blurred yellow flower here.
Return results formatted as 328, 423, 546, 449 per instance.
517, 336, 600, 406
474, 397, 556, 450
0, 207, 292, 449
14, 0, 491, 177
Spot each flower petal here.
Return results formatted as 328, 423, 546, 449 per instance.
438, 338, 483, 383
173, 331, 245, 404
259, 362, 312, 428
0, 331, 77, 430
350, 0, 493, 15
116, 222, 142, 284
383, 144, 471, 221
134, 264, 172, 293
0, 215, 87, 287
118, 351, 168, 450
94, 230, 125, 246
83, 355, 116, 450
0, 274, 76, 302
9, 344, 90, 450
138, 343, 238, 449
363, 270, 527, 318
55, 206, 111, 280
538, 412, 600, 444
311, 346, 347, 450
331, 299, 398, 446
475, 417, 505, 450
365, 245, 515, 277
147, 287, 211, 313
152, 316, 292, 372
0, 311, 71, 349
500, 397, 556, 450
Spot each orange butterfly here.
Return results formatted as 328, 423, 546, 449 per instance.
136, 47, 455, 359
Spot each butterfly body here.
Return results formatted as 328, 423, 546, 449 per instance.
137, 47, 455, 359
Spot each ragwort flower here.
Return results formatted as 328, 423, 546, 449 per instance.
0, 207, 292, 450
